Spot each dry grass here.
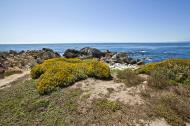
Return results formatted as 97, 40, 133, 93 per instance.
141, 86, 190, 126
147, 73, 169, 89
117, 69, 144, 87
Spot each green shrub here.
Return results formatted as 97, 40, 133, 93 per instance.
137, 59, 190, 74
96, 99, 120, 112
117, 69, 144, 87
31, 58, 111, 94
152, 94, 190, 126
36, 68, 76, 94
148, 72, 170, 89
154, 102, 185, 126
137, 59, 190, 86
136, 62, 161, 74
31, 64, 44, 79
91, 60, 111, 79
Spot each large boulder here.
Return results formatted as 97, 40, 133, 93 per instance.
63, 49, 81, 58
80, 47, 104, 58
111, 52, 129, 64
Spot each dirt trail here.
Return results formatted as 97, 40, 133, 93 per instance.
0, 71, 30, 89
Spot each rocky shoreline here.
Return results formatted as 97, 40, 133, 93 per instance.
0, 47, 144, 78
0, 48, 60, 78
63, 47, 144, 65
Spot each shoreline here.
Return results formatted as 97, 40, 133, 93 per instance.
0, 47, 144, 78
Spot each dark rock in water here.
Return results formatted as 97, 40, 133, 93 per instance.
41, 51, 59, 60
18, 50, 25, 54
110, 52, 129, 64
63, 49, 81, 58
9, 50, 17, 55
129, 60, 137, 64
101, 51, 116, 64
42, 48, 54, 52
80, 47, 104, 58
62, 47, 145, 66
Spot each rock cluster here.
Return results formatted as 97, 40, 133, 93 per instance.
0, 48, 60, 76
63, 47, 144, 66
64, 47, 104, 58
0, 47, 144, 77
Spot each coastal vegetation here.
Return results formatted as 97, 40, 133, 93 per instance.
112, 59, 190, 126
1, 56, 190, 126
31, 58, 111, 94
137, 59, 190, 86
136, 59, 190, 126
116, 69, 144, 87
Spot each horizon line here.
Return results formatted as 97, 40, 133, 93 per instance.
0, 41, 190, 44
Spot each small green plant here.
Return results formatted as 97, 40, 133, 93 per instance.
96, 99, 120, 112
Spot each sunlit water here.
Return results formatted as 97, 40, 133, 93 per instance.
1, 42, 190, 63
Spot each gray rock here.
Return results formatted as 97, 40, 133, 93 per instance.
80, 47, 104, 58
63, 49, 81, 58
42, 48, 54, 52
0, 48, 60, 72
111, 52, 129, 64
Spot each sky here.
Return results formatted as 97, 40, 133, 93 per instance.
0, 0, 190, 44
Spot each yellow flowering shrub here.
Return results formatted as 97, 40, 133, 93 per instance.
137, 59, 190, 86
136, 59, 190, 74
31, 58, 111, 94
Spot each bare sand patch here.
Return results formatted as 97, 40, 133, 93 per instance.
148, 118, 170, 126
0, 71, 30, 89
71, 78, 145, 106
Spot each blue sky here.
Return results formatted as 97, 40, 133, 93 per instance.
0, 0, 190, 44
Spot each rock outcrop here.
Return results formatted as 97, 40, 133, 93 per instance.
63, 47, 144, 66
0, 48, 60, 75
0, 47, 144, 77
63, 49, 81, 58
80, 47, 104, 58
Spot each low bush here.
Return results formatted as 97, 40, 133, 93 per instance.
152, 93, 190, 126
31, 58, 111, 94
147, 72, 170, 89
154, 102, 185, 126
137, 59, 190, 86
162, 94, 190, 123
117, 69, 144, 87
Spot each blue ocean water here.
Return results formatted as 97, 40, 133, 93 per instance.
0, 43, 190, 63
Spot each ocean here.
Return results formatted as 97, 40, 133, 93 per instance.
1, 42, 190, 63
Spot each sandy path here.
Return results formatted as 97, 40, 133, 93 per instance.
0, 71, 30, 88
